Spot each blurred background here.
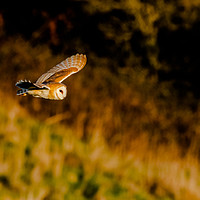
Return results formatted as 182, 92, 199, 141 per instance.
1, 1, 200, 199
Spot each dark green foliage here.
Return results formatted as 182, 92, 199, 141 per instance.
83, 178, 99, 199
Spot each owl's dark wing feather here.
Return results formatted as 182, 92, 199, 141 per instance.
35, 54, 87, 85
16, 80, 41, 90
15, 80, 48, 96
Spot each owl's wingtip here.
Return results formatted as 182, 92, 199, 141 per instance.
76, 53, 87, 58
15, 80, 23, 86
16, 79, 32, 86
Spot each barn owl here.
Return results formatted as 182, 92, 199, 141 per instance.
15, 53, 87, 100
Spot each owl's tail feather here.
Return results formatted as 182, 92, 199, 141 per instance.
15, 80, 45, 96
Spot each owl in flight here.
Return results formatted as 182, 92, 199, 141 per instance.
16, 53, 87, 100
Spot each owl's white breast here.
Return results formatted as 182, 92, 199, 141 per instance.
28, 89, 50, 99
27, 83, 67, 100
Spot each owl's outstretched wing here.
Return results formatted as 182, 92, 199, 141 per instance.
35, 53, 87, 85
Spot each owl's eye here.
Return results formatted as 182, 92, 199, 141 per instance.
59, 90, 63, 94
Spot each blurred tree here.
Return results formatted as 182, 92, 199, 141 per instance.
1, 0, 200, 153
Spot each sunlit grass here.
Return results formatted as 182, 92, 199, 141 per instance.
0, 98, 200, 200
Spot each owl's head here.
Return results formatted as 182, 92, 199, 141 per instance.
54, 84, 67, 100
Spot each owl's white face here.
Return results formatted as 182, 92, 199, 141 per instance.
54, 85, 67, 100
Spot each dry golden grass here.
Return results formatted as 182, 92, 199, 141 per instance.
0, 97, 200, 200
0, 36, 200, 199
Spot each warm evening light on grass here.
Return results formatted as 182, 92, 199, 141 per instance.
0, 1, 200, 199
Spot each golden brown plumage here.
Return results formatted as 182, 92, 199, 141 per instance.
16, 53, 87, 100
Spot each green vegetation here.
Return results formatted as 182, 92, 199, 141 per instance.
1, 97, 200, 200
